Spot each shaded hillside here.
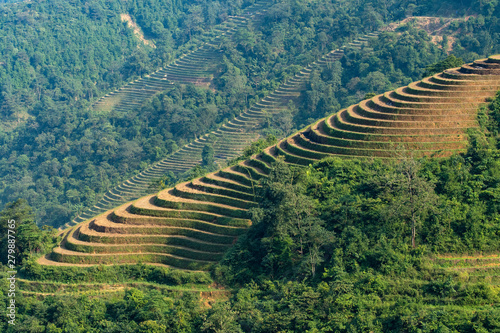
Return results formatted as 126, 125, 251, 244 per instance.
91, 1, 274, 113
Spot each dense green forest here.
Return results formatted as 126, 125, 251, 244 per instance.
0, 0, 497, 228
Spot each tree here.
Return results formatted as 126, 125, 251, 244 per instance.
235, 28, 257, 53
219, 61, 252, 107
0, 199, 55, 264
121, 49, 152, 78
201, 302, 243, 333
423, 55, 465, 77
274, 109, 294, 136
202, 144, 215, 168
383, 153, 439, 248
252, 160, 334, 278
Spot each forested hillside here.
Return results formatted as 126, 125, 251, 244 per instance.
1, 0, 500, 330
3, 68, 500, 332
1, 0, 497, 228
39, 57, 500, 269
0, 0, 262, 226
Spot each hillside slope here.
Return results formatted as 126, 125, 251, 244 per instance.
2, 0, 488, 231
92, 1, 274, 113
66, 30, 380, 229
276, 56, 500, 162
45, 56, 500, 270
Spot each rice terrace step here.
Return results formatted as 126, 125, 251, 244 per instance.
50, 55, 500, 270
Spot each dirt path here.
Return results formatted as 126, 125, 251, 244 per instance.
382, 16, 474, 52
382, 16, 472, 35
120, 14, 156, 48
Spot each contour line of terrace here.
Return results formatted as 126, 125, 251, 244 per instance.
64, 30, 381, 229
44, 56, 500, 271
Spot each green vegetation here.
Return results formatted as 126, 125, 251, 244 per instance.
22, 261, 212, 285
3, 91, 500, 331
0, 199, 55, 265
2, 0, 500, 331
423, 55, 465, 77
1, 0, 493, 229
0, 279, 212, 332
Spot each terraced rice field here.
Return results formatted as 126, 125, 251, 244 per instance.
46, 159, 264, 269
433, 254, 500, 270
432, 254, 500, 285
274, 56, 500, 164
18, 278, 226, 296
93, 0, 273, 114
48, 56, 500, 270
67, 28, 379, 228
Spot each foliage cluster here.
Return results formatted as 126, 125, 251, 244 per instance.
0, 283, 206, 333
21, 260, 212, 286
0, 199, 55, 265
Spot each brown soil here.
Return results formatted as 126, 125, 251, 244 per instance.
120, 14, 156, 48
382, 16, 474, 53
383, 16, 472, 35
157, 187, 247, 211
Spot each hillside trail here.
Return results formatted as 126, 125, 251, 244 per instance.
383, 16, 474, 35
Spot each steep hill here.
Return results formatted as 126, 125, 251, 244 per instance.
66, 30, 380, 229
1, 0, 489, 231
276, 56, 500, 162
0, 0, 280, 228
43, 56, 500, 270
92, 1, 274, 114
